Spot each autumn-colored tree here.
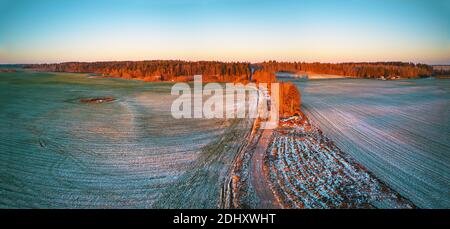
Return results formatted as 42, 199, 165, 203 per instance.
279, 82, 301, 118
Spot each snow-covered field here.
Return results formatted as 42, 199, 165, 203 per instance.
0, 71, 251, 208
307, 73, 349, 79
267, 117, 414, 208
293, 78, 450, 208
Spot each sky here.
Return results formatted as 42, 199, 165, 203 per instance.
0, 0, 449, 64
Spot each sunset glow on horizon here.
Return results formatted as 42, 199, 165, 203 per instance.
0, 0, 449, 64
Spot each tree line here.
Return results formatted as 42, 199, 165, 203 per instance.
432, 65, 450, 77
257, 61, 432, 78
25, 60, 252, 82
25, 60, 434, 81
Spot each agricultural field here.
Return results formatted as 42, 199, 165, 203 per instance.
266, 117, 414, 208
293, 78, 450, 208
0, 70, 252, 208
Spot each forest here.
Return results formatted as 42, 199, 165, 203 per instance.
432, 65, 450, 78
25, 60, 434, 82
258, 61, 433, 79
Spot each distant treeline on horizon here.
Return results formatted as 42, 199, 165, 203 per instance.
24, 60, 439, 81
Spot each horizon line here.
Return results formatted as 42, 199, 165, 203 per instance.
1, 59, 448, 66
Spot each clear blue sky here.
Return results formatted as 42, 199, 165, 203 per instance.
0, 0, 449, 64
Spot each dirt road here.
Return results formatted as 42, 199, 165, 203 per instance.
249, 128, 282, 208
